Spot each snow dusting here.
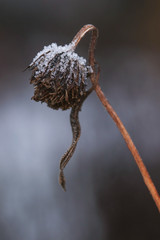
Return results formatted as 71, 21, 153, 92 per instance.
30, 42, 89, 76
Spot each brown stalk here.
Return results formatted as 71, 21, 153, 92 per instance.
72, 24, 160, 212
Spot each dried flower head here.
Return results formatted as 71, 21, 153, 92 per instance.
27, 25, 160, 212
28, 24, 98, 191
29, 42, 92, 110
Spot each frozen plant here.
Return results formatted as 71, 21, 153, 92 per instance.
28, 27, 95, 190
27, 24, 160, 212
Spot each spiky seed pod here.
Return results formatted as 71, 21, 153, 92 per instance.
28, 41, 94, 190
29, 43, 92, 110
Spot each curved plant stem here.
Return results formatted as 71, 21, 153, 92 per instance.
73, 24, 160, 212
95, 83, 160, 212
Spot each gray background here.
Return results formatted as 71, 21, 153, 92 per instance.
0, 0, 160, 239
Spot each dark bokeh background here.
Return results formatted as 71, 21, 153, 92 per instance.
0, 0, 160, 239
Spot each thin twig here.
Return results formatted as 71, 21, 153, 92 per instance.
72, 24, 160, 212
95, 83, 160, 212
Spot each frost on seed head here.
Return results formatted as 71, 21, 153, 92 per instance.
29, 42, 92, 110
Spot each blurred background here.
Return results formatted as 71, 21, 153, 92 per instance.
0, 0, 160, 239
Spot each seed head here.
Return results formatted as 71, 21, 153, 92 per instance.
29, 42, 92, 110
27, 24, 98, 190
